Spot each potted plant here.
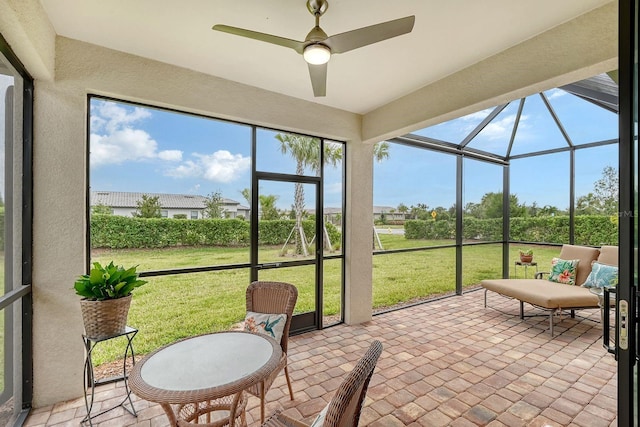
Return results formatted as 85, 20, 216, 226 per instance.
519, 249, 534, 263
74, 261, 147, 339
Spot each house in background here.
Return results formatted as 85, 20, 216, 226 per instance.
91, 191, 250, 219
373, 206, 405, 222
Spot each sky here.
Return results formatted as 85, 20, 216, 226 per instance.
89, 88, 618, 212
89, 98, 344, 209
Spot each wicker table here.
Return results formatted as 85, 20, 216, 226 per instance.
129, 331, 282, 427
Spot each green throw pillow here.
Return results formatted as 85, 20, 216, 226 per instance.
548, 257, 580, 285
582, 262, 618, 289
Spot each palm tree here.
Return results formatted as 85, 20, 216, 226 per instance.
258, 194, 279, 220
275, 134, 342, 255
276, 134, 389, 255
373, 141, 390, 163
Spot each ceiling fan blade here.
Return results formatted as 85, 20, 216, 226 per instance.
308, 63, 327, 97
325, 15, 415, 54
213, 24, 305, 54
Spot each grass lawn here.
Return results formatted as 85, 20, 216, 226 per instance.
90, 241, 563, 365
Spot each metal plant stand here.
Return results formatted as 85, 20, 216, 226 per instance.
81, 326, 138, 426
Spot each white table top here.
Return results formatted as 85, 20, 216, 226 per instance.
130, 330, 282, 404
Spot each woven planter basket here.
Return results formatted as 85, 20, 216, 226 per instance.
80, 294, 132, 339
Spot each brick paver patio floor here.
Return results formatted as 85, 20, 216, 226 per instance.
24, 289, 618, 426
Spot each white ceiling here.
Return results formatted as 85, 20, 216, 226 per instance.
39, 0, 611, 114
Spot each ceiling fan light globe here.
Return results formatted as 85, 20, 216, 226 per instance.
303, 44, 331, 65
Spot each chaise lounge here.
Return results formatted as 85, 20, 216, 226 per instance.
481, 244, 618, 336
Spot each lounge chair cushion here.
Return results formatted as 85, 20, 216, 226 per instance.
548, 258, 580, 285
244, 312, 287, 343
557, 245, 600, 285
481, 278, 599, 309
597, 245, 618, 266
582, 262, 618, 289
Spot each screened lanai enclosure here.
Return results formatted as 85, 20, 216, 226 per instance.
371, 71, 619, 312
84, 71, 621, 372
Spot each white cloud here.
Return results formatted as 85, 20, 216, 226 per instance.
479, 114, 530, 140
90, 100, 183, 166
547, 88, 567, 100
90, 128, 158, 166
158, 150, 183, 161
166, 160, 201, 178
166, 150, 250, 183
93, 101, 151, 134
460, 108, 493, 122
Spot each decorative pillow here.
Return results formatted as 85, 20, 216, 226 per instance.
548, 258, 580, 285
244, 311, 287, 343
582, 262, 618, 289
310, 402, 330, 427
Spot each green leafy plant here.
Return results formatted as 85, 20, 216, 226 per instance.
74, 261, 147, 300
519, 249, 534, 256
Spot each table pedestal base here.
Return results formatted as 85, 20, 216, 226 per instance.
163, 392, 248, 427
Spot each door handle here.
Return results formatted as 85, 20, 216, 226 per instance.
258, 262, 282, 269
618, 298, 629, 351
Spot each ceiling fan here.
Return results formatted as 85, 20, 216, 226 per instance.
212, 0, 415, 97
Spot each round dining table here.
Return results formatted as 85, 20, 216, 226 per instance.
129, 330, 282, 427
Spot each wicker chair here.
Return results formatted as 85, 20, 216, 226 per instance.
261, 340, 383, 427
245, 281, 298, 423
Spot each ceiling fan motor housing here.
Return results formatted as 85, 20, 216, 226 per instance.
307, 0, 329, 16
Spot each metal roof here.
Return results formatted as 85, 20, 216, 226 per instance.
91, 191, 245, 209
560, 72, 618, 112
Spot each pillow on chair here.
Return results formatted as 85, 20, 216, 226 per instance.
548, 258, 580, 285
582, 262, 618, 289
244, 311, 287, 343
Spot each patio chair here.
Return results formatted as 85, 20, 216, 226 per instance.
245, 281, 298, 423
261, 340, 383, 427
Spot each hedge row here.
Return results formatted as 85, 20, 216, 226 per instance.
90, 215, 341, 249
405, 215, 618, 246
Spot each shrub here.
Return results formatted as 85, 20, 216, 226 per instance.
404, 215, 617, 246
90, 216, 341, 249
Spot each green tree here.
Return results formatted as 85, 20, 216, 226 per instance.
409, 203, 430, 220
576, 193, 601, 215
275, 135, 389, 254
275, 135, 342, 254
432, 206, 451, 221
576, 166, 619, 215
91, 203, 112, 215
133, 194, 162, 218
203, 191, 225, 218
378, 211, 387, 225
373, 141, 390, 163
465, 192, 526, 218
593, 165, 618, 214
259, 194, 280, 220
240, 188, 251, 205
538, 205, 561, 216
